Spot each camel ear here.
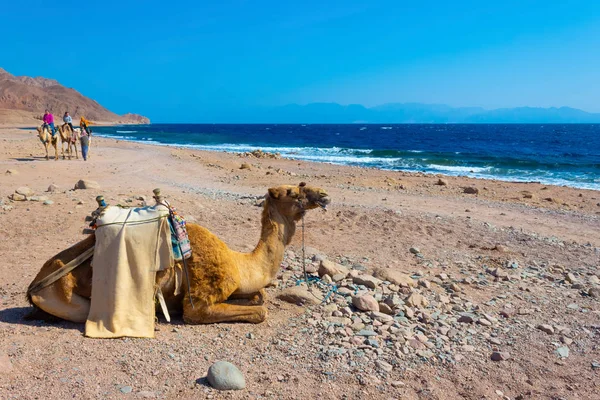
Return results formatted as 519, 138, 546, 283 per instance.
299, 182, 306, 187
268, 188, 280, 199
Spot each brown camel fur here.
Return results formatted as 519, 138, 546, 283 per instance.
36, 125, 59, 160
57, 124, 80, 160
26, 183, 330, 324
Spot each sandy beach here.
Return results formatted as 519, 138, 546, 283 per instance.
0, 126, 599, 399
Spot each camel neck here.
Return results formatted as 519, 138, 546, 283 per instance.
253, 198, 296, 279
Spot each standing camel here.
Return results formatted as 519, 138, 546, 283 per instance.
26, 183, 330, 324
36, 125, 59, 160
57, 124, 80, 159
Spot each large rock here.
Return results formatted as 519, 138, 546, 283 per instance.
16, 187, 34, 197
207, 361, 246, 390
352, 294, 379, 312
352, 274, 382, 289
9, 193, 26, 201
74, 179, 100, 190
374, 269, 416, 287
463, 187, 479, 194
277, 286, 322, 305
318, 260, 349, 279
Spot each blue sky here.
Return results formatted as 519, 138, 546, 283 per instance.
1, 1, 599, 121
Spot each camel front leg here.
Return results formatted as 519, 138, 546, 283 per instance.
74, 142, 79, 159
228, 288, 267, 305
54, 143, 59, 161
44, 142, 49, 160
183, 302, 267, 324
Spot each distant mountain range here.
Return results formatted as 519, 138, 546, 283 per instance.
228, 102, 600, 123
0, 68, 149, 125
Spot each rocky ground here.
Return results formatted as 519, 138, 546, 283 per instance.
0, 127, 599, 399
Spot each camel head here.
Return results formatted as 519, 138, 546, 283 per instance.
267, 182, 330, 221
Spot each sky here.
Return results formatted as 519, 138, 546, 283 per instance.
1, 1, 599, 122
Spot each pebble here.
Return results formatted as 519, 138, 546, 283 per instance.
406, 293, 429, 308
491, 351, 510, 361
74, 179, 100, 190
458, 313, 476, 323
353, 274, 382, 289
463, 187, 479, 194
277, 287, 322, 305
120, 386, 133, 394
47, 184, 59, 192
409, 247, 420, 254
352, 294, 379, 312
318, 260, 349, 278
43, 200, 54, 206
537, 324, 554, 334
207, 361, 246, 390
555, 346, 569, 358
375, 360, 393, 372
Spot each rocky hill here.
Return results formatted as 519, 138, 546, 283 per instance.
0, 68, 149, 125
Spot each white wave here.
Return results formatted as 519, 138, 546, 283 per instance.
116, 130, 138, 133
380, 126, 393, 130
428, 165, 490, 173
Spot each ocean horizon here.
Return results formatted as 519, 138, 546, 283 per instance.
92, 123, 600, 191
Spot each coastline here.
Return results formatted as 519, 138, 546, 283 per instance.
1, 126, 599, 399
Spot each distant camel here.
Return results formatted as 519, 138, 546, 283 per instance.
57, 124, 81, 160
36, 125, 59, 160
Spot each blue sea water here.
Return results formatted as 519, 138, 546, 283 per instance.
93, 124, 600, 190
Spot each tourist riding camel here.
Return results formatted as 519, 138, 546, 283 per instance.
26, 183, 330, 324
42, 110, 56, 137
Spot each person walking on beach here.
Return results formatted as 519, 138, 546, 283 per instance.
42, 110, 56, 137
80, 128, 90, 161
63, 112, 75, 131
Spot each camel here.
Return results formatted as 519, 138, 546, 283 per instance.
35, 125, 59, 160
26, 183, 330, 324
56, 124, 81, 160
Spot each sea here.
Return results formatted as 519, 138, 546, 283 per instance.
92, 124, 600, 190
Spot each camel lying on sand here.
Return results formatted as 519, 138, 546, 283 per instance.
36, 125, 59, 160
26, 183, 330, 324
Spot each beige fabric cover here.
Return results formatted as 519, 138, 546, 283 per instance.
85, 205, 173, 338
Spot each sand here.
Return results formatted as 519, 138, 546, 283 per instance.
0, 126, 599, 399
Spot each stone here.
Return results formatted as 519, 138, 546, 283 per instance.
74, 179, 100, 190
555, 346, 569, 358
491, 351, 510, 361
462, 345, 475, 352
406, 293, 429, 308
43, 200, 54, 206
375, 360, 393, 372
352, 294, 379, 312
565, 273, 577, 284
9, 193, 26, 201
207, 361, 246, 390
418, 279, 431, 289
436, 178, 448, 186
120, 386, 133, 394
319, 260, 349, 278
239, 162, 251, 170
331, 273, 346, 282
370, 311, 393, 322
47, 184, 60, 192
375, 269, 416, 287
409, 247, 420, 254
494, 244, 508, 252
352, 274, 382, 289
537, 324, 554, 335
560, 336, 573, 345
326, 317, 351, 325
589, 288, 600, 298
458, 313, 476, 323
29, 195, 48, 202
391, 381, 405, 388
590, 275, 600, 285
16, 187, 34, 196
277, 287, 322, 305
463, 187, 479, 194
356, 330, 378, 337
378, 302, 394, 315
478, 318, 492, 327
